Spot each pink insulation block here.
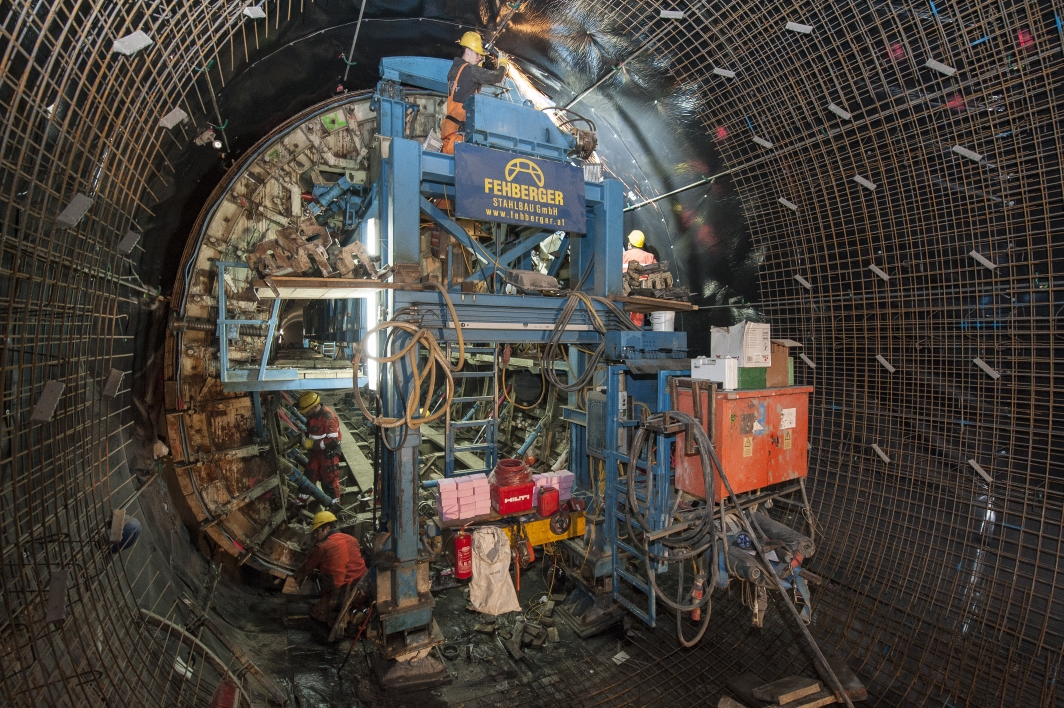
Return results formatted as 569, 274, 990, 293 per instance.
436, 496, 460, 521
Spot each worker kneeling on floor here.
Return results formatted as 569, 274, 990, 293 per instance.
293, 511, 369, 624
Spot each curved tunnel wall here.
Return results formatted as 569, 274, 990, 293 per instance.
1, 1, 1061, 707
585, 2, 1061, 705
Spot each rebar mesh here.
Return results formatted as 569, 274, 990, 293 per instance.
588, 1, 1063, 706
2, 1, 1062, 707
1, 2, 306, 705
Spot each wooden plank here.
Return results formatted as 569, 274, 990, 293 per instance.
613, 295, 698, 313
109, 509, 127, 543
421, 425, 486, 471
334, 416, 374, 492
252, 277, 422, 300
752, 676, 821, 704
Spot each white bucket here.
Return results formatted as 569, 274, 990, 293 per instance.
651, 310, 675, 331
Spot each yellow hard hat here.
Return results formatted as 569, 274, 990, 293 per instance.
296, 391, 321, 414
627, 230, 645, 248
457, 31, 485, 56
311, 510, 337, 531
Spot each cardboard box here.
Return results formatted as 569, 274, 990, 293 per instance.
710, 321, 771, 367
767, 339, 801, 387
737, 366, 767, 389
692, 356, 738, 390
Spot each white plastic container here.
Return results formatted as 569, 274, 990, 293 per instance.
651, 310, 675, 331
691, 356, 738, 390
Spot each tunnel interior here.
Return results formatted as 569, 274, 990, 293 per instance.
2, 1, 1062, 707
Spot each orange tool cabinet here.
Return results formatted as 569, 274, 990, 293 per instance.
673, 385, 813, 502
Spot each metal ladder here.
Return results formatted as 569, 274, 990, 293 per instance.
444, 344, 498, 477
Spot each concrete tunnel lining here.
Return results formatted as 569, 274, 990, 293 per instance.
1, 1, 1061, 706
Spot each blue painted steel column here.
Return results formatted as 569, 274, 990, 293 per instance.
388, 137, 422, 267
376, 132, 435, 641
603, 365, 623, 560
592, 179, 623, 296
568, 345, 589, 488
383, 333, 421, 563
547, 236, 569, 278
257, 298, 282, 380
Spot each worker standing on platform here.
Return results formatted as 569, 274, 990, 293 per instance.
622, 230, 657, 326
297, 391, 343, 505
442, 31, 509, 155
294, 511, 369, 624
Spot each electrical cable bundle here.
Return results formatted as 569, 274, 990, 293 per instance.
542, 291, 637, 392
624, 410, 724, 647
491, 457, 531, 486
351, 281, 466, 430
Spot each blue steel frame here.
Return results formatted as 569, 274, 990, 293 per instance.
601, 366, 690, 628
215, 261, 366, 392
369, 65, 628, 648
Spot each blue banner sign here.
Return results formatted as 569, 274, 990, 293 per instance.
454, 143, 587, 233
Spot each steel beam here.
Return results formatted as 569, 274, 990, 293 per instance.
466, 229, 557, 282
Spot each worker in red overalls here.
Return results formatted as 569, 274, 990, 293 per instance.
442, 31, 509, 155
622, 229, 657, 327
296, 391, 343, 504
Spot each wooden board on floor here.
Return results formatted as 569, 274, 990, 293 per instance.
335, 416, 374, 491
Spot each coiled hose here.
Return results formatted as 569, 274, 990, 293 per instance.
625, 410, 723, 646
351, 282, 465, 429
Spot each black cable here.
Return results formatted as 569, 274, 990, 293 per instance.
625, 419, 715, 553
675, 558, 712, 648
623, 411, 719, 616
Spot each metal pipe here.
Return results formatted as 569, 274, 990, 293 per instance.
710, 443, 855, 708
516, 419, 544, 457
171, 316, 268, 336
563, 31, 664, 109
623, 175, 716, 212
342, 0, 369, 82
280, 458, 335, 507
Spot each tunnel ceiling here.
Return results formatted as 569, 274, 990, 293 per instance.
2, 1, 1062, 707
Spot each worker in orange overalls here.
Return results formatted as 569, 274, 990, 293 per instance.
296, 391, 343, 504
442, 31, 509, 155
294, 511, 369, 624
622, 230, 658, 327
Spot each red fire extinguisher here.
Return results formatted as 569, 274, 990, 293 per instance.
454, 529, 473, 580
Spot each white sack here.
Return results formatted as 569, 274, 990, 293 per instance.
469, 527, 521, 615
